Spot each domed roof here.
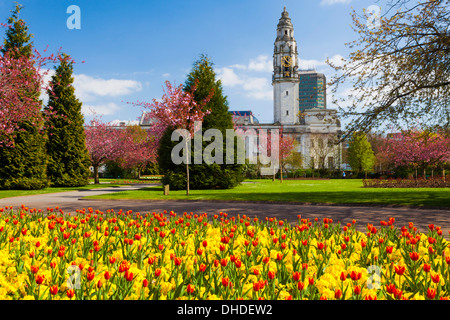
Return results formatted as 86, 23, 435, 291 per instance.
277, 7, 293, 28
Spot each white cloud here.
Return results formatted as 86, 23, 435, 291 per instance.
216, 53, 346, 103
248, 55, 273, 73
162, 73, 171, 79
39, 69, 56, 104
216, 67, 244, 87
230, 64, 247, 70
216, 66, 272, 101
320, 0, 353, 5
327, 54, 346, 68
73, 74, 143, 102
82, 102, 122, 116
298, 54, 345, 70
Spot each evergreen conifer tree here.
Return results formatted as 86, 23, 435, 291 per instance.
44, 54, 91, 187
159, 54, 244, 189
0, 3, 48, 190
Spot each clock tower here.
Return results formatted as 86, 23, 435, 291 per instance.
273, 7, 299, 125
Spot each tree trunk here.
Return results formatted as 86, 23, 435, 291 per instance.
94, 165, 99, 184
185, 138, 189, 196
444, 168, 446, 181
280, 164, 283, 183
137, 167, 142, 180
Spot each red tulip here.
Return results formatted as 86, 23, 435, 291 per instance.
335, 289, 342, 299
187, 284, 195, 295
409, 251, 420, 261
427, 288, 437, 300
386, 283, 396, 294
394, 288, 403, 300
431, 273, 440, 284
220, 258, 228, 267
35, 274, 45, 285
50, 285, 58, 296
66, 289, 75, 299
394, 265, 406, 276
222, 277, 230, 287
87, 271, 95, 282
354, 285, 361, 295
350, 271, 362, 281
124, 270, 134, 282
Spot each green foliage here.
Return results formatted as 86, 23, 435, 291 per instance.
44, 54, 91, 187
0, 122, 49, 190
159, 55, 244, 190
0, 3, 47, 190
1, 3, 33, 58
104, 160, 135, 179
347, 131, 375, 175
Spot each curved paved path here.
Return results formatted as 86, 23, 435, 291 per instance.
0, 184, 449, 234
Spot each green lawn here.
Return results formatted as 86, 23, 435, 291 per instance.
0, 181, 123, 199
84, 179, 450, 208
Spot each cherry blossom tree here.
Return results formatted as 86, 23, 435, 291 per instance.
118, 125, 159, 179
278, 132, 296, 183
84, 117, 128, 184
0, 46, 57, 147
132, 80, 213, 195
382, 128, 450, 179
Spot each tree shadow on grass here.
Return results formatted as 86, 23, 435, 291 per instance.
138, 187, 450, 208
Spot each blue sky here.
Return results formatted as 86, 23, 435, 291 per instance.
0, 0, 379, 128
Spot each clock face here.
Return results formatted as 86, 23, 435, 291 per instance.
281, 56, 292, 67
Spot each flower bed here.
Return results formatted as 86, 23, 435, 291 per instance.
0, 205, 449, 300
363, 177, 450, 188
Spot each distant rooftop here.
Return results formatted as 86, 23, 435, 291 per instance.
229, 110, 260, 125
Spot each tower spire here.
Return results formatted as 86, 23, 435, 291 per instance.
273, 7, 299, 125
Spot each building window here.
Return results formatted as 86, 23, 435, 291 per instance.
285, 30, 288, 35
286, 110, 289, 116
286, 91, 288, 95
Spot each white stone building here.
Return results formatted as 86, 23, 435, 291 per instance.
229, 7, 343, 171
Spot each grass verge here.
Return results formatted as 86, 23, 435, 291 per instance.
83, 179, 450, 208
0, 181, 124, 199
